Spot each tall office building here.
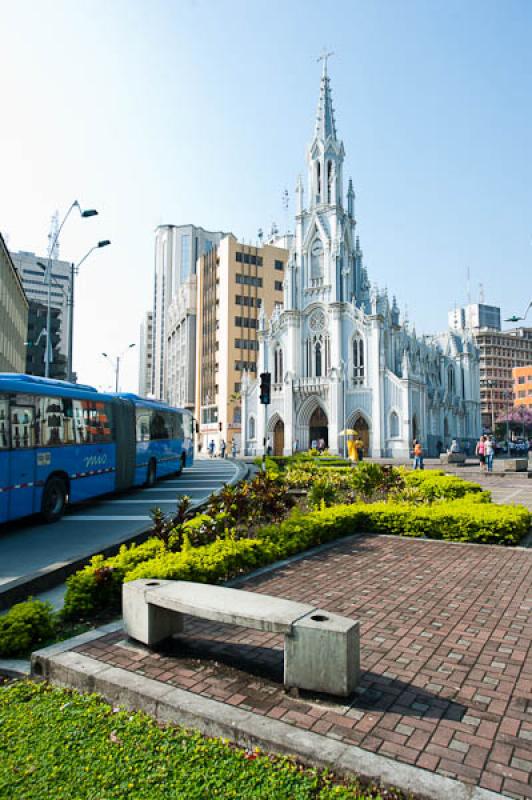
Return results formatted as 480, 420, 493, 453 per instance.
0, 233, 28, 372
196, 234, 288, 452
138, 311, 154, 397
448, 303, 501, 333
11, 250, 73, 370
449, 302, 532, 429
152, 224, 228, 402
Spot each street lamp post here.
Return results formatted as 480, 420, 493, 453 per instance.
38, 240, 110, 382
102, 344, 136, 392
44, 201, 98, 377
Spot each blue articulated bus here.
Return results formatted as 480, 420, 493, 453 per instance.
0, 374, 194, 523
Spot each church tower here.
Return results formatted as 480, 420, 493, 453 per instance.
289, 55, 358, 311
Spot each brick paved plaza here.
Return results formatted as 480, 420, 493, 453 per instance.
77, 533, 532, 799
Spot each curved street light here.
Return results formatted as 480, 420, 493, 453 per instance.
504, 301, 531, 323
37, 238, 111, 381
102, 343, 136, 392
43, 201, 99, 377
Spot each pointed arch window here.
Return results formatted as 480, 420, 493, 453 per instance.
327, 160, 332, 204
447, 365, 455, 395
390, 411, 400, 438
305, 333, 330, 377
315, 342, 322, 377
316, 162, 321, 201
274, 346, 284, 384
310, 238, 324, 280
352, 337, 364, 383
249, 415, 256, 440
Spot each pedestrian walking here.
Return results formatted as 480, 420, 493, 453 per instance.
231, 440, 237, 458
475, 435, 486, 472
485, 436, 495, 473
413, 440, 424, 470
219, 439, 226, 459
208, 439, 215, 458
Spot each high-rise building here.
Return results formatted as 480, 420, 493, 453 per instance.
448, 303, 501, 333
138, 311, 154, 397
474, 328, 532, 429
11, 250, 72, 371
0, 233, 28, 372
196, 235, 288, 452
513, 365, 532, 408
152, 224, 228, 402
25, 301, 66, 379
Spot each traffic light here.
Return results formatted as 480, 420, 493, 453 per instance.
259, 372, 271, 405
218, 422, 223, 431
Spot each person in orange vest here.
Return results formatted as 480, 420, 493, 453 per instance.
413, 439, 424, 470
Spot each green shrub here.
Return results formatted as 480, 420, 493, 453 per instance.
402, 470, 488, 501
62, 489, 530, 622
308, 476, 339, 508
0, 599, 56, 657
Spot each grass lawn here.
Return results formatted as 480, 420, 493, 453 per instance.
0, 681, 407, 800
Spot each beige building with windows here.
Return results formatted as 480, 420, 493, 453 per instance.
476, 327, 532, 429
196, 235, 288, 453
0, 233, 28, 372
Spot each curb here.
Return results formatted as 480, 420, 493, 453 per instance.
30, 631, 509, 800
0, 459, 246, 611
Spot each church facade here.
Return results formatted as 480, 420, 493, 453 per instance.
241, 64, 481, 458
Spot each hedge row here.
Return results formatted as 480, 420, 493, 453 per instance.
60, 498, 530, 622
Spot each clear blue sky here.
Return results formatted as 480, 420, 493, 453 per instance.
1, 0, 531, 391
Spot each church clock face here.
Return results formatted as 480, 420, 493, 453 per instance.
309, 309, 327, 332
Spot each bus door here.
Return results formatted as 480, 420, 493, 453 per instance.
0, 395, 9, 522
8, 396, 36, 520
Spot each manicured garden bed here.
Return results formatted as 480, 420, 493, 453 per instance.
0, 680, 408, 800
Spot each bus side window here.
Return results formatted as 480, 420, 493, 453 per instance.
0, 395, 9, 448
10, 400, 35, 449
136, 411, 150, 442
150, 412, 169, 440
37, 397, 63, 446
62, 398, 76, 445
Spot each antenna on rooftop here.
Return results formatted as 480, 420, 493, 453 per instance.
479, 283, 485, 304
466, 266, 471, 306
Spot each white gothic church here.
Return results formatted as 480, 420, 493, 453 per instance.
241, 63, 481, 458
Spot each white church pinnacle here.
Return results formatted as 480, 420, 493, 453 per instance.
315, 51, 337, 142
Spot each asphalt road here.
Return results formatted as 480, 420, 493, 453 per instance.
0, 456, 240, 604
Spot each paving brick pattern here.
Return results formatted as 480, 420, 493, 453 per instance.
77, 535, 532, 799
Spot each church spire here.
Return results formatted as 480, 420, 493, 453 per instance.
315, 50, 337, 142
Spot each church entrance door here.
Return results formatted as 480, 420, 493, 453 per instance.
273, 419, 284, 456
309, 407, 328, 449
353, 416, 370, 456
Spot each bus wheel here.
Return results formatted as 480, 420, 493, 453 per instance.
146, 460, 156, 487
41, 477, 67, 523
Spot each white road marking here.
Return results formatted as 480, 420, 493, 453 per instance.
109, 499, 191, 504
143, 486, 220, 492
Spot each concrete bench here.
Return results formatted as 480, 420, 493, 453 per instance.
123, 579, 360, 697
501, 458, 529, 472
439, 453, 466, 465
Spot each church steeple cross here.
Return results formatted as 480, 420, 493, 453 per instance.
317, 49, 334, 76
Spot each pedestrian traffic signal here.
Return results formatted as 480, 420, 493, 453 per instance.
259, 372, 271, 405
218, 422, 223, 431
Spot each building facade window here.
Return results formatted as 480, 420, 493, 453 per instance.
274, 347, 284, 384
274, 280, 283, 291
352, 337, 364, 382
390, 411, 400, 438
274, 260, 284, 271
180, 234, 191, 283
